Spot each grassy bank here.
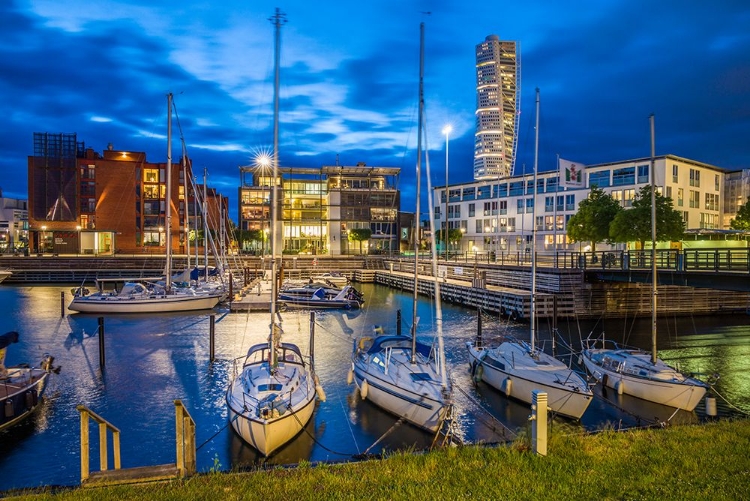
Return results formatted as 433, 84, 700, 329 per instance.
8, 419, 750, 501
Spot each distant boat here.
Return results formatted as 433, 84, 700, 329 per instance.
580, 115, 708, 411
310, 272, 349, 287
466, 89, 593, 420
279, 284, 363, 310
67, 93, 222, 314
0, 331, 57, 431
226, 9, 322, 456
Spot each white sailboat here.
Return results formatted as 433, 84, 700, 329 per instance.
350, 22, 452, 434
226, 9, 322, 456
580, 115, 708, 411
466, 89, 593, 420
68, 94, 223, 314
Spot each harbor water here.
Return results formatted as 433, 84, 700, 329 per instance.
1, 282, 749, 492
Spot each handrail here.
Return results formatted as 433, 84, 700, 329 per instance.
174, 399, 196, 477
77, 404, 121, 483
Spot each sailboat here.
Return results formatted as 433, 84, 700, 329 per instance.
226, 8, 322, 456
68, 94, 223, 314
466, 89, 593, 420
349, 22, 452, 434
580, 115, 708, 411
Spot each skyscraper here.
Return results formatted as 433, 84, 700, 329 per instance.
474, 35, 520, 180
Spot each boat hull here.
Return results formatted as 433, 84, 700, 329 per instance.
68, 293, 221, 313
582, 349, 707, 411
0, 366, 50, 431
467, 343, 592, 420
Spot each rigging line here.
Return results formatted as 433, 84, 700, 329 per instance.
289, 402, 356, 457
337, 391, 361, 455
362, 417, 405, 456
196, 411, 240, 452
708, 384, 750, 416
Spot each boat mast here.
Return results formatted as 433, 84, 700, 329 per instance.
182, 143, 190, 271
269, 8, 286, 371
203, 168, 209, 281
650, 113, 657, 365
530, 88, 539, 350
166, 92, 173, 292
411, 22, 425, 364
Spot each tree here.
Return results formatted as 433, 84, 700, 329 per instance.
730, 197, 750, 230
609, 185, 685, 249
566, 185, 623, 252
347, 228, 372, 254
436, 228, 463, 249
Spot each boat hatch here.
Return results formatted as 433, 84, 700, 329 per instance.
258, 383, 283, 392
410, 373, 433, 382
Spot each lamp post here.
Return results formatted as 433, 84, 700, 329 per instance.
442, 124, 452, 262
41, 225, 47, 254
76, 225, 81, 255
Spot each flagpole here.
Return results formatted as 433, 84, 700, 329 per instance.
554, 153, 559, 268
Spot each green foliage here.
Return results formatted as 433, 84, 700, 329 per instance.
435, 228, 463, 243
347, 228, 372, 254
566, 185, 623, 252
609, 185, 685, 247
730, 197, 750, 230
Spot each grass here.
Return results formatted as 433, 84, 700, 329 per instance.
6, 419, 750, 501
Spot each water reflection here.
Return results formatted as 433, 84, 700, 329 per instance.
0, 283, 748, 492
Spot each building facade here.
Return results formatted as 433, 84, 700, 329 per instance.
0, 190, 28, 253
27, 132, 223, 255
238, 164, 400, 255
436, 154, 728, 255
474, 35, 520, 181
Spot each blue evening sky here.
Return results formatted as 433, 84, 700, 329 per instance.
2, 1, 748, 219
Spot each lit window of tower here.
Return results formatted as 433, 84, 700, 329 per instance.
474, 35, 520, 180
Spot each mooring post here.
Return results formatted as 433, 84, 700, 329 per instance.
530, 390, 548, 456
396, 309, 402, 336
209, 314, 215, 363
61, 291, 65, 318
98, 317, 105, 369
228, 271, 233, 302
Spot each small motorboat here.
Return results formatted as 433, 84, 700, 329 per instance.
0, 331, 58, 431
279, 284, 363, 310
310, 272, 349, 287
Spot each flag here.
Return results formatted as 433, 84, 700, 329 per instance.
559, 158, 585, 188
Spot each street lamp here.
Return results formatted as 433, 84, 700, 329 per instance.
76, 225, 81, 255
41, 225, 47, 253
442, 124, 452, 262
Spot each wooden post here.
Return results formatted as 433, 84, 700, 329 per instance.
98, 317, 105, 369
209, 314, 215, 363
61, 291, 65, 317
79, 407, 90, 482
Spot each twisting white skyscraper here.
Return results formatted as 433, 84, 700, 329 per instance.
474, 35, 520, 180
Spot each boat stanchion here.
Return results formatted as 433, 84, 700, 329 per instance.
210, 314, 215, 363
98, 317, 105, 370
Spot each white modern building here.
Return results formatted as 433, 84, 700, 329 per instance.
474, 35, 520, 181
436, 154, 728, 256
0, 189, 28, 252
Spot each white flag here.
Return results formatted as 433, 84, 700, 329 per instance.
559, 158, 585, 188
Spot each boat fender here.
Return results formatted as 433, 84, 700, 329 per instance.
4, 400, 14, 418
614, 379, 624, 395
347, 367, 354, 385
601, 373, 609, 388
501, 377, 512, 397
314, 375, 327, 402
360, 379, 369, 400
472, 362, 484, 383
705, 396, 717, 417
577, 355, 583, 366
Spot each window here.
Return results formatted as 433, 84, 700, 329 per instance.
700, 213, 719, 229
556, 195, 564, 212
468, 203, 475, 217
441, 190, 446, 203
477, 185, 491, 199
689, 169, 701, 187
516, 199, 524, 214
526, 180, 534, 195
537, 178, 544, 194
565, 194, 575, 211
462, 187, 475, 200
689, 190, 700, 208
484, 202, 492, 216
526, 198, 534, 213
509, 182, 524, 196
623, 189, 635, 208
507, 217, 516, 231
612, 167, 635, 186
545, 196, 554, 212
499, 200, 507, 214
493, 183, 508, 198
677, 188, 684, 207
715, 174, 720, 192
637, 165, 649, 183
434, 206, 441, 217
589, 170, 610, 188
144, 168, 160, 183
672, 164, 679, 183
705, 193, 719, 211
449, 189, 461, 202
536, 216, 545, 230
546, 176, 559, 192
476, 220, 483, 233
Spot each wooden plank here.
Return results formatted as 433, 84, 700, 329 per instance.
82, 464, 180, 487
